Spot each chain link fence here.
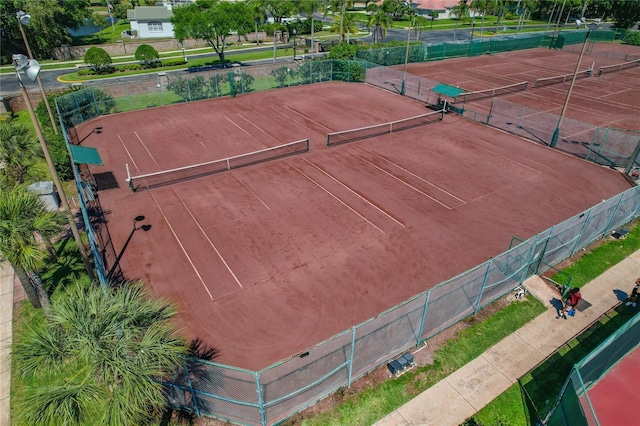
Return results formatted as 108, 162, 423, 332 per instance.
56, 56, 640, 425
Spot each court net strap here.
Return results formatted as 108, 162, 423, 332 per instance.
597, 59, 640, 76
534, 68, 592, 88
126, 138, 309, 192
454, 81, 528, 103
326, 109, 445, 146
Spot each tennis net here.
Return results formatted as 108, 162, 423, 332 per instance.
454, 81, 528, 103
326, 109, 445, 146
126, 139, 310, 191
597, 59, 640, 76
534, 69, 591, 88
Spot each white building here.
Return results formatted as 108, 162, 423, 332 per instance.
127, 5, 175, 38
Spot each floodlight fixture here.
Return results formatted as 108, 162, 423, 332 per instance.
16, 10, 31, 26
12, 53, 41, 82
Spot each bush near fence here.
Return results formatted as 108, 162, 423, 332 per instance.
55, 56, 640, 425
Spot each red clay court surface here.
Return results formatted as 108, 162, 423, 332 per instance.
79, 81, 632, 370
402, 45, 640, 129
587, 345, 639, 425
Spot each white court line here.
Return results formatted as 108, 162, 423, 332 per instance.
149, 192, 215, 301
173, 188, 243, 289
224, 115, 254, 138
235, 113, 282, 146
355, 146, 466, 204
235, 176, 270, 210
301, 158, 405, 228
288, 162, 386, 234
134, 131, 161, 169
282, 105, 334, 131
465, 141, 544, 174
352, 153, 455, 210
118, 134, 138, 171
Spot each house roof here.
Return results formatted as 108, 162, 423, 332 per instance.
127, 6, 173, 21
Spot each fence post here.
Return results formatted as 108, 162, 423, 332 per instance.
624, 138, 640, 175
255, 372, 266, 426
347, 326, 356, 387
602, 193, 624, 238
474, 259, 493, 315
416, 291, 431, 347
520, 233, 540, 283
184, 358, 201, 417
487, 99, 494, 125
585, 128, 600, 163
595, 127, 609, 163
570, 209, 592, 257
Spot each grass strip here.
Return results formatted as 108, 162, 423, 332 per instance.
297, 297, 545, 425
470, 221, 640, 425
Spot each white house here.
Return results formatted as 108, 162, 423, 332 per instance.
127, 5, 175, 38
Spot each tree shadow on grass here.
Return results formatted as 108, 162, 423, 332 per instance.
42, 236, 88, 295
160, 338, 222, 426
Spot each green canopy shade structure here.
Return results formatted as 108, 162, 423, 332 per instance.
69, 145, 103, 165
431, 83, 466, 98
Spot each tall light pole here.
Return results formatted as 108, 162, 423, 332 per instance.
401, 15, 413, 96
13, 54, 96, 281
16, 10, 58, 135
550, 21, 598, 148
292, 28, 297, 60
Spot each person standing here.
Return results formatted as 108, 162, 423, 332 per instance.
625, 278, 640, 307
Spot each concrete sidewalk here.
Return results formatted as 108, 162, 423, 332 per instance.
0, 262, 15, 426
376, 249, 640, 426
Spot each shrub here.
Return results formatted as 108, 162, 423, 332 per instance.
83, 47, 113, 74
162, 58, 188, 67
135, 44, 160, 68
622, 30, 640, 46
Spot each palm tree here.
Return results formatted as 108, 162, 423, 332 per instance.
430, 9, 439, 29
451, 0, 471, 41
471, 0, 495, 37
0, 121, 48, 186
12, 278, 187, 425
332, 11, 359, 42
367, 4, 393, 44
0, 184, 65, 309
298, 0, 322, 55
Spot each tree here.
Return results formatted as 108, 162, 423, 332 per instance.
272, 66, 292, 88
83, 47, 113, 74
168, 75, 208, 101
256, 0, 296, 23
172, 0, 254, 69
331, 12, 358, 42
471, 0, 495, 37
0, 122, 47, 186
367, 3, 393, 44
382, 0, 412, 20
92, 11, 109, 30
12, 279, 188, 425
451, 0, 470, 41
0, 0, 92, 62
298, 0, 323, 55
430, 9, 439, 29
135, 44, 160, 68
0, 184, 65, 310
609, 0, 640, 28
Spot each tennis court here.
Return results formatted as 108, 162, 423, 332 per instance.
77, 81, 631, 370
402, 45, 640, 129
586, 345, 639, 425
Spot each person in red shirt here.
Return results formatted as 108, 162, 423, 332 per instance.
559, 287, 582, 319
